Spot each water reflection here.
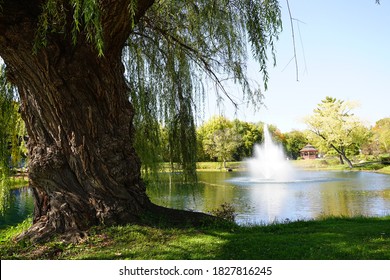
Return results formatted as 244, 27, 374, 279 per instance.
147, 171, 390, 225
0, 187, 34, 229
1, 171, 390, 227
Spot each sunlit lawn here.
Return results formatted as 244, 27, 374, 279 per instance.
1, 216, 390, 260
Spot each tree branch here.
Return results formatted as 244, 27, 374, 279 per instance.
100, 0, 155, 56
143, 17, 238, 108
286, 0, 299, 81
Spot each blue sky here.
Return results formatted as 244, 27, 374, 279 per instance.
204, 0, 390, 132
2, 1, 388, 133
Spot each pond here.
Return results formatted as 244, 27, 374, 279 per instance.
0, 187, 34, 229
147, 170, 390, 225
1, 170, 390, 227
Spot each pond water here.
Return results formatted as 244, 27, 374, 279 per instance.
147, 170, 390, 225
1, 170, 390, 227
0, 187, 34, 229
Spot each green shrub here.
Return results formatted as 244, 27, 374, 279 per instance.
210, 203, 236, 222
380, 154, 390, 163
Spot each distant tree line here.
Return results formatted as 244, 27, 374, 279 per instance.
3, 96, 390, 174
195, 116, 306, 164
304, 97, 390, 167
192, 103, 390, 167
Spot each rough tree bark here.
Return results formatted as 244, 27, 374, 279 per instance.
0, 0, 211, 242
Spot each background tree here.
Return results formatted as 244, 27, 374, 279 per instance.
232, 120, 263, 160
284, 130, 308, 159
267, 124, 285, 146
371, 118, 390, 154
361, 118, 390, 161
0, 0, 282, 241
0, 65, 27, 212
198, 116, 241, 167
304, 97, 369, 168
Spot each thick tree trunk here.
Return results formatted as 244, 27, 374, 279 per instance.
21, 51, 152, 242
1, 0, 215, 242
0, 0, 158, 242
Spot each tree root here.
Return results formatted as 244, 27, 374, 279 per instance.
144, 203, 220, 227
15, 216, 88, 244
15, 203, 220, 245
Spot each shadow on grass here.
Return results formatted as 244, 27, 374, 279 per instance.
214, 217, 390, 259
1, 216, 390, 260
76, 216, 390, 260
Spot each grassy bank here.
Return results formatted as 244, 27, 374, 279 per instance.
291, 158, 346, 170
195, 159, 347, 172
1, 216, 390, 260
194, 159, 390, 174
7, 177, 29, 190
291, 158, 390, 175
196, 162, 243, 171
378, 165, 390, 175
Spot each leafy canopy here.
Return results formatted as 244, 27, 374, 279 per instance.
197, 116, 241, 167
0, 0, 282, 180
123, 0, 282, 177
371, 118, 390, 154
304, 96, 369, 165
0, 66, 27, 212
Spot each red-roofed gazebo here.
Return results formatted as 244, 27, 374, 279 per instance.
300, 144, 318, 160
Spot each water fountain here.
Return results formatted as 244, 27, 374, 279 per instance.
246, 124, 295, 182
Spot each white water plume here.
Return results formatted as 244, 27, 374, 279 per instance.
246, 124, 295, 182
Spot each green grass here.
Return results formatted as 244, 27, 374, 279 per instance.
8, 177, 29, 189
196, 162, 243, 171
1, 216, 390, 260
196, 159, 388, 173
378, 166, 390, 175
291, 159, 346, 170
291, 158, 390, 175
149, 159, 389, 174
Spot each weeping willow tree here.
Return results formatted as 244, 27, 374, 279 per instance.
0, 65, 27, 212
125, 1, 281, 179
0, 0, 281, 242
